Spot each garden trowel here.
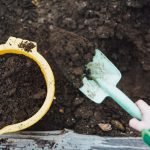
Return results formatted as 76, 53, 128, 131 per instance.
80, 49, 142, 120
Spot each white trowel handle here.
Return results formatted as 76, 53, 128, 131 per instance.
97, 79, 142, 120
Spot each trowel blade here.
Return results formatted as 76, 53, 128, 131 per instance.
80, 49, 122, 103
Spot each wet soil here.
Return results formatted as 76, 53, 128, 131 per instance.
18, 41, 36, 52
0, 0, 150, 136
0, 54, 46, 128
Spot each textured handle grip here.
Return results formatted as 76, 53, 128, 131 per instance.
96, 79, 142, 120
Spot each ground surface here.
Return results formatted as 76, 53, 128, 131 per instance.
0, 0, 150, 136
0, 54, 46, 128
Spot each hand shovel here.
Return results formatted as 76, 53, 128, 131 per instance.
80, 49, 142, 120
49, 32, 141, 120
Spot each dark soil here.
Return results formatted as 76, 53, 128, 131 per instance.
18, 41, 35, 52
49, 29, 95, 88
0, 0, 150, 136
0, 54, 46, 128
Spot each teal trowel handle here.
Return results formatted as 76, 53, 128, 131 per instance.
96, 79, 142, 120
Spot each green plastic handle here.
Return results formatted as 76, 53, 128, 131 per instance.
142, 129, 150, 146
96, 79, 142, 120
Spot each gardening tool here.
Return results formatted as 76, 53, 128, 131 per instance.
80, 49, 142, 120
0, 37, 55, 134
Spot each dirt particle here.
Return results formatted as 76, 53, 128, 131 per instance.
73, 97, 84, 106
75, 105, 93, 119
32, 90, 46, 100
94, 111, 103, 122
59, 108, 64, 113
111, 120, 125, 132
98, 123, 112, 132
65, 117, 76, 127
18, 41, 35, 52
73, 67, 83, 76
96, 25, 114, 39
